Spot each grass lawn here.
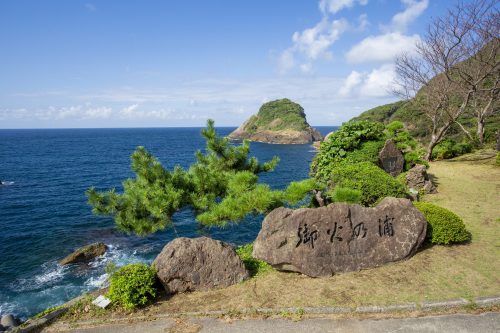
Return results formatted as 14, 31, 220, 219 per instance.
59, 152, 500, 321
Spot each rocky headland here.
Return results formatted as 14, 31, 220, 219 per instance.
228, 98, 323, 144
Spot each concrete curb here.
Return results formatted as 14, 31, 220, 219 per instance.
11, 295, 500, 332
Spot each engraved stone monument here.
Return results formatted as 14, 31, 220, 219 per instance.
378, 139, 404, 176
253, 197, 427, 277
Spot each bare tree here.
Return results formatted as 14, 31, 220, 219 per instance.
394, 0, 499, 159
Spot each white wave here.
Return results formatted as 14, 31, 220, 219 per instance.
14, 262, 68, 292
88, 243, 151, 269
0, 181, 15, 186
85, 273, 109, 288
34, 264, 67, 285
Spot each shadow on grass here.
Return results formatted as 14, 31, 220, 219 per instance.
427, 173, 440, 188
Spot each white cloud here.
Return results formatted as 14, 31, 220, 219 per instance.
278, 17, 348, 73
83, 107, 112, 119
360, 64, 396, 97
338, 65, 396, 98
390, 0, 429, 32
55, 106, 80, 119
344, 0, 427, 64
339, 71, 363, 97
4, 74, 401, 128
300, 63, 314, 74
120, 104, 140, 118
292, 18, 347, 60
119, 104, 176, 120
345, 32, 420, 63
319, 0, 368, 15
357, 14, 369, 31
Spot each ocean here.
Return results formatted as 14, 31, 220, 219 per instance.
0, 126, 336, 319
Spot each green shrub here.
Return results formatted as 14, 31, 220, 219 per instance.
329, 162, 407, 206
344, 140, 385, 165
432, 139, 473, 160
329, 187, 362, 204
312, 121, 385, 181
236, 243, 273, 277
403, 150, 429, 170
413, 202, 471, 245
108, 263, 157, 310
385, 120, 404, 135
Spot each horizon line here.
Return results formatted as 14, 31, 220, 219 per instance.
0, 124, 341, 130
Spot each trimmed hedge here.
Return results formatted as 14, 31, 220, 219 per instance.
329, 161, 407, 206
413, 202, 471, 245
108, 263, 157, 310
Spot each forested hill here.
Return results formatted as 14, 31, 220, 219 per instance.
352, 100, 499, 144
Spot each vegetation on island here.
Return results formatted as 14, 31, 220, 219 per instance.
228, 98, 322, 144
240, 98, 309, 134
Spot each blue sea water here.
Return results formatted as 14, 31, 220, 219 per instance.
0, 126, 336, 319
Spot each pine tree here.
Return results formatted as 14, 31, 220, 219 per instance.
86, 120, 317, 236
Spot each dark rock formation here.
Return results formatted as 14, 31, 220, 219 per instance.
153, 237, 249, 294
228, 99, 323, 144
59, 242, 107, 265
378, 139, 404, 176
253, 197, 427, 277
406, 164, 437, 194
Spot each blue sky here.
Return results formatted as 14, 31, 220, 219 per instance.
0, 0, 451, 128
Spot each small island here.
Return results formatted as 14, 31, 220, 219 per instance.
228, 98, 323, 144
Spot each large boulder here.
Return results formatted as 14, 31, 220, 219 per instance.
1, 314, 19, 329
59, 242, 107, 265
378, 139, 405, 176
406, 164, 436, 194
153, 237, 249, 294
253, 197, 427, 277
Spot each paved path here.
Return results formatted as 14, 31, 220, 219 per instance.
42, 312, 499, 333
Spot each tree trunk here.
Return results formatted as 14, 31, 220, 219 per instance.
477, 119, 485, 145
424, 135, 439, 161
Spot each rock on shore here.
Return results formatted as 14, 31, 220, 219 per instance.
59, 242, 107, 265
153, 237, 249, 294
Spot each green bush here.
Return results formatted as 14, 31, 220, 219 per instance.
329, 162, 407, 206
236, 243, 273, 277
404, 150, 429, 170
385, 120, 404, 135
432, 139, 473, 160
329, 187, 362, 204
108, 263, 157, 310
311, 121, 385, 181
413, 202, 471, 245
344, 140, 385, 165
